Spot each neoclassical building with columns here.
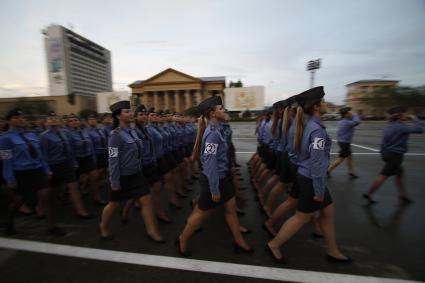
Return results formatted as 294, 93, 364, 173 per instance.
129, 68, 226, 112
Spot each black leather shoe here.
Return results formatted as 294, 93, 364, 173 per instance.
234, 243, 254, 254
326, 254, 353, 263
348, 173, 359, 179
262, 223, 276, 237
399, 196, 413, 203
169, 202, 183, 210
157, 216, 173, 224
76, 213, 92, 220
264, 244, 286, 264
98, 226, 114, 240
175, 238, 191, 257
363, 194, 377, 204
311, 232, 324, 239
146, 234, 166, 244
47, 226, 66, 236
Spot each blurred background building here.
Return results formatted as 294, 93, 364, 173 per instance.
345, 79, 399, 118
43, 24, 112, 112
129, 68, 225, 112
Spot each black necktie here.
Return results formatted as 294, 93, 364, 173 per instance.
129, 129, 142, 160
56, 131, 69, 157
96, 128, 106, 147
19, 132, 38, 159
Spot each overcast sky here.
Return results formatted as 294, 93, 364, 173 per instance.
1, 0, 424, 105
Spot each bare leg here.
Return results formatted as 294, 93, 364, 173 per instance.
328, 157, 345, 174
259, 175, 279, 204
395, 172, 409, 199
367, 174, 388, 197
66, 181, 89, 216
267, 211, 313, 258
264, 182, 286, 216
100, 202, 119, 236
224, 197, 251, 249
346, 156, 355, 175
151, 181, 171, 221
320, 204, 348, 259
179, 206, 210, 252
139, 194, 162, 240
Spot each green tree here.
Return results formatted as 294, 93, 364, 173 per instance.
359, 85, 425, 113
229, 80, 243, 88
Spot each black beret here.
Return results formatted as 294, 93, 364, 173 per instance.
110, 101, 130, 113
147, 107, 156, 114
135, 104, 147, 114
68, 113, 79, 119
273, 100, 287, 109
62, 114, 68, 119
198, 96, 222, 115
286, 95, 298, 107
48, 111, 57, 117
295, 86, 325, 107
164, 109, 172, 115
387, 106, 407, 115
157, 110, 165, 116
339, 107, 352, 115
87, 113, 97, 118
5, 108, 23, 120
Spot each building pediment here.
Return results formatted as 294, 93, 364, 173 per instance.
143, 68, 201, 85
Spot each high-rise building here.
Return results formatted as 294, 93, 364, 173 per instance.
42, 24, 112, 110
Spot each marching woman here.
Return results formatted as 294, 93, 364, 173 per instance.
266, 87, 350, 263
177, 96, 253, 256
99, 101, 164, 242
40, 111, 90, 219
67, 114, 105, 205
364, 106, 424, 204
1, 108, 65, 235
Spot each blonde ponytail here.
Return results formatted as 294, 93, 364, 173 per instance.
191, 115, 208, 161
282, 106, 291, 135
293, 106, 305, 152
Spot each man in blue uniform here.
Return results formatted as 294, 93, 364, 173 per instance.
364, 106, 424, 204
327, 107, 361, 179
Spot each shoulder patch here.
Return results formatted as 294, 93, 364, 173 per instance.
0, 149, 13, 160
312, 137, 325, 150
108, 147, 118, 157
204, 142, 218, 155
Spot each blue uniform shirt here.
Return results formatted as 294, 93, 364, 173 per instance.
337, 114, 361, 143
134, 125, 156, 165
297, 116, 332, 198
257, 120, 266, 143
201, 122, 229, 195
286, 122, 298, 165
0, 128, 50, 184
67, 128, 95, 158
150, 125, 166, 157
261, 120, 273, 146
87, 126, 108, 154
102, 125, 112, 139
381, 118, 424, 154
108, 127, 144, 189
39, 128, 74, 164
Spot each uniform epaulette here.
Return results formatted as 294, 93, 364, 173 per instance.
111, 127, 121, 135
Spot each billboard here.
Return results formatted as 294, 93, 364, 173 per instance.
224, 86, 264, 111
96, 92, 130, 113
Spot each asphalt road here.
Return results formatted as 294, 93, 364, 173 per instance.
1, 121, 424, 283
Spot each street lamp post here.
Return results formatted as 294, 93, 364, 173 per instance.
307, 59, 321, 88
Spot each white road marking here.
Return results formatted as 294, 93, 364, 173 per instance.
332, 140, 380, 152
0, 238, 419, 283
236, 152, 425, 156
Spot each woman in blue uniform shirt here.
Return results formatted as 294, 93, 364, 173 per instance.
40, 111, 90, 218
266, 87, 350, 264
1, 108, 65, 235
364, 106, 424, 204
177, 96, 253, 256
99, 101, 163, 242
67, 114, 105, 205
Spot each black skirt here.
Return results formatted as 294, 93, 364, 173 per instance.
96, 153, 108, 169
338, 142, 352, 158
49, 160, 77, 186
166, 152, 178, 171
76, 156, 96, 176
280, 151, 296, 183
296, 173, 333, 213
142, 162, 161, 185
109, 172, 150, 202
380, 151, 404, 176
173, 150, 183, 164
14, 167, 49, 197
198, 173, 235, 211
157, 157, 170, 176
